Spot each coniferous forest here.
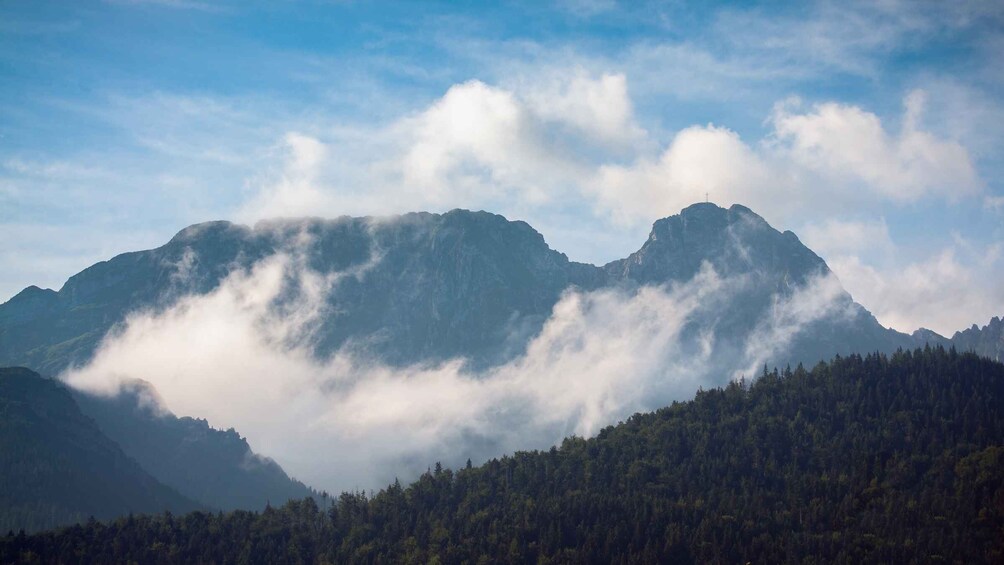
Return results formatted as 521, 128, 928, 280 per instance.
2, 346, 1002, 564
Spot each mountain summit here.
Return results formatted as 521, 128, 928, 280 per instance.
607, 203, 827, 286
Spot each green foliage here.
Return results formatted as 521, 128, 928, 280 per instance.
3, 347, 1003, 563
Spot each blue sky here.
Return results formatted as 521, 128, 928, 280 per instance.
2, 0, 1003, 334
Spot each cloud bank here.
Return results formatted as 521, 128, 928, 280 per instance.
63, 246, 846, 494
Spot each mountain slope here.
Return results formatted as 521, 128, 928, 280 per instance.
4, 347, 1002, 562
0, 367, 201, 533
71, 381, 315, 512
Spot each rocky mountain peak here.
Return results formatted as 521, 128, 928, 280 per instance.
606, 202, 827, 287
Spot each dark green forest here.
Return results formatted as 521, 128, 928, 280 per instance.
3, 347, 1003, 564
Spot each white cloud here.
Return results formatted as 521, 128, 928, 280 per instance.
236, 133, 334, 220
397, 80, 549, 204
586, 90, 984, 227
590, 124, 781, 225
388, 71, 644, 208
769, 92, 982, 202
828, 242, 1004, 335
521, 71, 645, 147
236, 72, 641, 225
243, 85, 983, 234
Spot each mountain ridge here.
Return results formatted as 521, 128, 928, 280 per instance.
2, 202, 1000, 374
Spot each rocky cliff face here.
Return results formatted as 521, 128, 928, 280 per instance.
296, 210, 606, 367
606, 203, 913, 368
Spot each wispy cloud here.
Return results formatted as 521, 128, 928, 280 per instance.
769, 92, 981, 201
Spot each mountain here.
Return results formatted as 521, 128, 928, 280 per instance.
950, 316, 1004, 362
0, 367, 201, 533
4, 347, 1002, 563
910, 327, 952, 348
605, 203, 909, 365
910, 317, 1004, 362
0, 203, 919, 376
71, 381, 315, 512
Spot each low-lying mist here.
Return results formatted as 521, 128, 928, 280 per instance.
62, 244, 848, 494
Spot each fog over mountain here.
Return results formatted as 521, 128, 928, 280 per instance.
0, 203, 993, 493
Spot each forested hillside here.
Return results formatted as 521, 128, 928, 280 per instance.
0, 368, 201, 534
4, 347, 1002, 564
72, 383, 315, 512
